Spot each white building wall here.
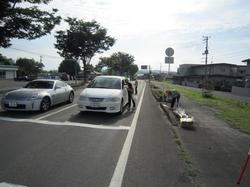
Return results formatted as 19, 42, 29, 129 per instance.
5, 71, 15, 79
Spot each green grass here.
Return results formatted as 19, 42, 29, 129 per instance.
153, 81, 250, 134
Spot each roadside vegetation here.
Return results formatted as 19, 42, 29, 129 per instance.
154, 81, 250, 134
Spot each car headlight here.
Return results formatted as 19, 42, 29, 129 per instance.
104, 97, 120, 102
28, 93, 42, 100
79, 95, 88, 101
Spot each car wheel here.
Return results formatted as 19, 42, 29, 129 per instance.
40, 97, 50, 112
68, 92, 74, 103
118, 99, 124, 115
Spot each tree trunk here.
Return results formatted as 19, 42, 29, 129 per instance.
83, 60, 87, 83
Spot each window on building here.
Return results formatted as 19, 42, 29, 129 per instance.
0, 71, 6, 79
221, 68, 226, 72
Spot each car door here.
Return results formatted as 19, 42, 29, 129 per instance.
53, 81, 66, 104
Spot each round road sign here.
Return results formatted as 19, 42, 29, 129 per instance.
165, 48, 174, 57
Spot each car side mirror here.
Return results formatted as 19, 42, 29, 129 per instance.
54, 85, 60, 90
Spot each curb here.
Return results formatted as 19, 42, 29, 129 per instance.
159, 102, 179, 126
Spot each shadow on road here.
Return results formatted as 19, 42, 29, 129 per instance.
0, 102, 75, 119
68, 105, 134, 126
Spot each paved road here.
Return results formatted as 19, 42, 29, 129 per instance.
1, 80, 249, 187
0, 81, 191, 187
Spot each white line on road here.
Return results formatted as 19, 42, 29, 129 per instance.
0, 182, 26, 187
0, 117, 130, 130
35, 103, 77, 120
109, 81, 146, 187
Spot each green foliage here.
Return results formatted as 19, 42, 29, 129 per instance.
153, 89, 165, 99
0, 53, 14, 65
214, 80, 232, 92
0, 0, 61, 47
58, 59, 80, 77
96, 52, 138, 77
54, 17, 115, 81
155, 81, 250, 134
202, 89, 213, 98
16, 58, 44, 76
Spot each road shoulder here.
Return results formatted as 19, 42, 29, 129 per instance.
122, 83, 193, 187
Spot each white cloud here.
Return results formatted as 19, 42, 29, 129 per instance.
1, 0, 250, 71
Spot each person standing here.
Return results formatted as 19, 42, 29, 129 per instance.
134, 79, 138, 95
125, 79, 136, 109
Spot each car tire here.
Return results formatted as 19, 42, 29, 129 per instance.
40, 97, 50, 112
118, 99, 124, 115
68, 92, 74, 103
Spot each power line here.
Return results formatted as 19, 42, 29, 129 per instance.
9, 47, 62, 59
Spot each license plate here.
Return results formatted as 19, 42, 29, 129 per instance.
9, 102, 17, 107
92, 102, 100, 108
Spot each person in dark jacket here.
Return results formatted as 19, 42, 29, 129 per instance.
125, 79, 135, 109
170, 90, 181, 108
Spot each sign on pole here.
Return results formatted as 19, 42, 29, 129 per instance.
141, 65, 148, 70
165, 47, 175, 76
165, 48, 174, 57
165, 57, 174, 64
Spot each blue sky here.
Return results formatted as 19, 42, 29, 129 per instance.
0, 0, 250, 71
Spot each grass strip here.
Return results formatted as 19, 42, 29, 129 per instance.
154, 81, 250, 134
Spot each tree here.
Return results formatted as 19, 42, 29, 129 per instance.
58, 59, 80, 77
54, 17, 115, 81
96, 52, 138, 77
16, 58, 44, 76
0, 53, 14, 65
0, 0, 61, 48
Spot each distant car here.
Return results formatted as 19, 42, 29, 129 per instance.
1, 79, 74, 112
78, 76, 128, 114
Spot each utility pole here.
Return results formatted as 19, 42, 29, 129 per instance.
40, 55, 43, 64
202, 36, 210, 89
149, 65, 151, 83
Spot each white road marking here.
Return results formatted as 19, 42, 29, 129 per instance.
0, 182, 26, 187
35, 104, 77, 120
0, 117, 130, 131
109, 81, 146, 187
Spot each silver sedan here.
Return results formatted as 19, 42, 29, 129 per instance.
1, 79, 74, 112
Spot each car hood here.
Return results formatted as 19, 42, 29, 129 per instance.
5, 88, 49, 99
81, 88, 122, 98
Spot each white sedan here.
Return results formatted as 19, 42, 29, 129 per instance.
78, 76, 128, 114
1, 79, 74, 112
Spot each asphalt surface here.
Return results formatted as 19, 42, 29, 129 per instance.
179, 94, 250, 187
2, 80, 249, 187
154, 81, 250, 187
122, 84, 192, 187
0, 81, 190, 187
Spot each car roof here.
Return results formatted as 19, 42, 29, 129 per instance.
96, 75, 125, 80
31, 79, 58, 82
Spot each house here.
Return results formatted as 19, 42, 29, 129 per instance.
242, 59, 250, 85
0, 65, 18, 80
174, 63, 246, 91
231, 59, 250, 96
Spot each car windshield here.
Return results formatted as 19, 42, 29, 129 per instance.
24, 81, 54, 89
87, 77, 121, 89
